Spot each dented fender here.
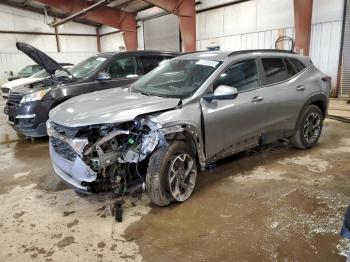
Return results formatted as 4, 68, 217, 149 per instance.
161, 123, 206, 168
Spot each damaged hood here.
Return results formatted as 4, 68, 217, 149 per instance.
50, 88, 181, 127
16, 42, 65, 76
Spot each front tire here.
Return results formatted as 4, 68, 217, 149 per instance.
146, 141, 197, 207
291, 105, 323, 149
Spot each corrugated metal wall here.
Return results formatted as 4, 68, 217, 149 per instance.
0, 4, 99, 85
310, 21, 343, 92
100, 32, 125, 52
341, 0, 350, 96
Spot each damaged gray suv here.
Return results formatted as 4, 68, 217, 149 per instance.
47, 50, 331, 206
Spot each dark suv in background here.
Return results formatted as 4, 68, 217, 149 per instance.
4, 42, 179, 138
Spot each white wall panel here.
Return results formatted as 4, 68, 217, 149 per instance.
100, 25, 118, 35
0, 34, 57, 53
312, 0, 344, 24
197, 0, 295, 41
60, 36, 97, 52
100, 33, 125, 52
256, 0, 294, 31
0, 5, 15, 31
197, 0, 244, 10
310, 21, 342, 89
137, 21, 145, 50
59, 22, 96, 34
0, 4, 54, 33
223, 1, 257, 35
197, 8, 225, 40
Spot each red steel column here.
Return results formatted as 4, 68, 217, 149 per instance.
36, 0, 137, 50
144, 0, 196, 52
178, 0, 196, 52
294, 0, 313, 56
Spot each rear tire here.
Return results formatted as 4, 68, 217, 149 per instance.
146, 141, 197, 207
291, 105, 323, 149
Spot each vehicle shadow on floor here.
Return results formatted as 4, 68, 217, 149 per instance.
151, 140, 323, 211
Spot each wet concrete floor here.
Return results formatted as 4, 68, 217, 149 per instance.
0, 98, 350, 261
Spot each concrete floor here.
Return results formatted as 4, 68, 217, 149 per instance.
0, 99, 350, 261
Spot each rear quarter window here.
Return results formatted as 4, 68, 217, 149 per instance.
289, 58, 307, 73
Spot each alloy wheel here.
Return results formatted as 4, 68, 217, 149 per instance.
303, 112, 322, 144
167, 153, 197, 202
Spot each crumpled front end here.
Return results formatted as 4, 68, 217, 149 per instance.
47, 116, 166, 194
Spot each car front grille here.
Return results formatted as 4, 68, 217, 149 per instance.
50, 137, 77, 162
7, 91, 23, 107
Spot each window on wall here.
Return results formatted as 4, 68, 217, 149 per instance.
261, 58, 289, 85
214, 59, 259, 92
108, 57, 138, 78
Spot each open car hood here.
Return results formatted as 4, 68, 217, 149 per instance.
16, 42, 65, 76
49, 88, 181, 127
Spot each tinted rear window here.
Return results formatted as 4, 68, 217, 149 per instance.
285, 59, 297, 78
290, 59, 307, 73
261, 58, 288, 85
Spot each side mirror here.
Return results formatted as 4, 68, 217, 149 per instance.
203, 85, 238, 102
96, 72, 111, 82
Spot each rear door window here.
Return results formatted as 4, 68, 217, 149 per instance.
140, 55, 173, 74
214, 59, 259, 92
108, 56, 138, 78
261, 58, 289, 85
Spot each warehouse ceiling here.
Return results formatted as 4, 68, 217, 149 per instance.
0, 0, 155, 27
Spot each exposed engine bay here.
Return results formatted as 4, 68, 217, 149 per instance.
48, 116, 167, 195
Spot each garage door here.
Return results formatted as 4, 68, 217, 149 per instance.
143, 14, 180, 51
341, 0, 350, 96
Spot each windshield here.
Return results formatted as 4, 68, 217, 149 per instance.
68, 56, 107, 79
131, 59, 222, 98
18, 65, 33, 75
31, 69, 49, 78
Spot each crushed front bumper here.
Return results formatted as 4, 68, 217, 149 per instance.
49, 143, 97, 192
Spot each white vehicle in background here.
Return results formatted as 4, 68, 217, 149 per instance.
1, 65, 73, 99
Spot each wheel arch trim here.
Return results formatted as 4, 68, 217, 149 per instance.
294, 93, 328, 132
161, 123, 206, 168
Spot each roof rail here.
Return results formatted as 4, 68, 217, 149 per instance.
228, 49, 296, 57
183, 50, 213, 55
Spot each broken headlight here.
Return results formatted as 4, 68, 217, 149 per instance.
120, 116, 166, 163
20, 89, 49, 103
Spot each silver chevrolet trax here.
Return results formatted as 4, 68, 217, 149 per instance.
47, 50, 331, 206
